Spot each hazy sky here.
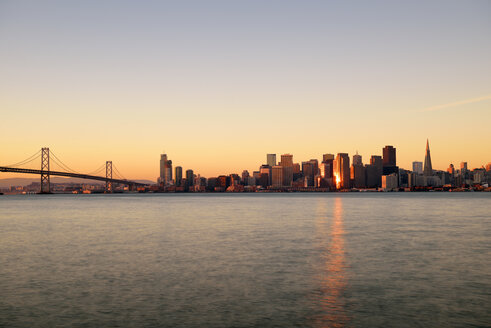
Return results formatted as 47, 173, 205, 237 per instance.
1, 0, 490, 180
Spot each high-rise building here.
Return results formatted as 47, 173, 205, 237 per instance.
369, 155, 383, 187
259, 164, 271, 185
383, 146, 396, 167
241, 170, 250, 185
322, 154, 335, 163
160, 154, 172, 185
271, 166, 283, 188
447, 164, 454, 175
175, 166, 183, 186
334, 153, 350, 189
280, 154, 293, 187
302, 161, 315, 186
353, 152, 362, 166
382, 146, 398, 175
412, 161, 423, 174
351, 163, 366, 188
186, 169, 194, 186
267, 154, 276, 167
460, 162, 468, 171
424, 139, 433, 176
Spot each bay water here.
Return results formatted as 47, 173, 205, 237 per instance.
0, 193, 490, 327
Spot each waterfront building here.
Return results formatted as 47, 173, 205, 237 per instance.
382, 173, 398, 191
424, 139, 433, 176
383, 146, 396, 166
334, 153, 350, 189
241, 170, 250, 185
160, 154, 173, 185
447, 164, 454, 175
186, 169, 194, 186
271, 165, 284, 188
175, 166, 183, 186
370, 155, 383, 187
259, 165, 271, 185
351, 163, 366, 188
353, 152, 362, 166
267, 154, 276, 167
280, 154, 293, 187
412, 161, 423, 174
322, 154, 335, 163
382, 145, 398, 175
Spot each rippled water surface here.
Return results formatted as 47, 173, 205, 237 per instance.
1, 193, 490, 327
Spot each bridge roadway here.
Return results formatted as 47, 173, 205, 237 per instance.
0, 166, 149, 187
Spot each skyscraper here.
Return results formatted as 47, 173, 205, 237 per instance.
383, 146, 396, 166
186, 169, 194, 186
412, 161, 423, 174
423, 139, 433, 176
353, 152, 362, 166
267, 154, 276, 167
334, 153, 350, 189
160, 154, 172, 185
271, 166, 283, 188
382, 145, 398, 175
175, 166, 183, 186
280, 154, 293, 187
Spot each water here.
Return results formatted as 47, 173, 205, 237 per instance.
0, 193, 490, 327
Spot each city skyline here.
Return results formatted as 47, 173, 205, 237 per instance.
1, 139, 490, 182
1, 1, 490, 180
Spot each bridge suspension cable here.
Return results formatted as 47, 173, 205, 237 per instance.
112, 164, 127, 180
4, 150, 41, 168
49, 151, 82, 174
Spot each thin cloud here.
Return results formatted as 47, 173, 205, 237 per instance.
422, 95, 491, 112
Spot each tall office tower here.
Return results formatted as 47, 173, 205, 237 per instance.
412, 161, 423, 174
447, 164, 454, 175
334, 153, 350, 189
302, 161, 315, 186
186, 169, 194, 186
423, 139, 433, 176
382, 145, 398, 175
160, 154, 173, 185
383, 146, 396, 166
259, 164, 272, 185
280, 154, 293, 186
160, 154, 167, 182
241, 170, 250, 185
175, 166, 183, 186
353, 152, 362, 166
271, 166, 284, 188
292, 163, 301, 174
370, 155, 383, 187
319, 163, 333, 179
322, 154, 335, 163
267, 154, 276, 167
351, 163, 366, 188
460, 162, 468, 171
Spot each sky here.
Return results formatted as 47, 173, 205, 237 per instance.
1, 0, 490, 180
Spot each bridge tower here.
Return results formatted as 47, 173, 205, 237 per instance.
40, 147, 51, 193
105, 161, 113, 193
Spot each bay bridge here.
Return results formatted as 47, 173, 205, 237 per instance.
0, 148, 150, 193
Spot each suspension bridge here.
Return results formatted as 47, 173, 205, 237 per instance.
0, 148, 149, 193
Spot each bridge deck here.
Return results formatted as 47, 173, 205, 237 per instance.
0, 167, 148, 186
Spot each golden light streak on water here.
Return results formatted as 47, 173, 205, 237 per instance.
314, 197, 349, 327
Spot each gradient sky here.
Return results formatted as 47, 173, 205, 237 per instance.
1, 0, 490, 180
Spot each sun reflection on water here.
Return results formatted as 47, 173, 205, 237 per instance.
314, 197, 348, 327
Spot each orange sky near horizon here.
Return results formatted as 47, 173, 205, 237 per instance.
1, 1, 490, 181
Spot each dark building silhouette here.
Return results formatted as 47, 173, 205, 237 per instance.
424, 139, 433, 176
186, 169, 194, 186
